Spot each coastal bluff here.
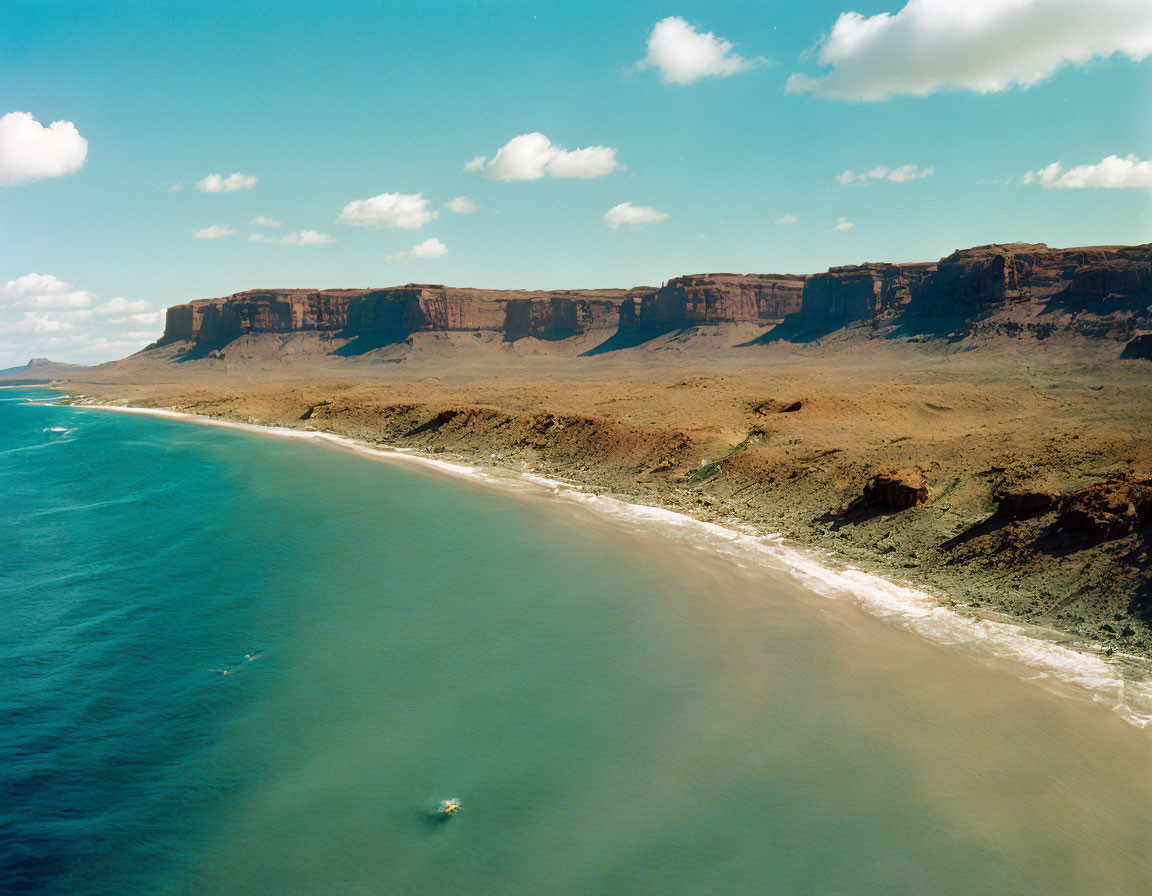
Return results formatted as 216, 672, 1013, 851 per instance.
156, 242, 1151, 350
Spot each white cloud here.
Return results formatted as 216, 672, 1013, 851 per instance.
0, 112, 88, 185
1022, 154, 1152, 189
787, 0, 1152, 100
835, 217, 855, 230
249, 233, 273, 243
0, 273, 94, 310
470, 133, 622, 180
194, 225, 236, 240
161, 182, 183, 192
837, 164, 934, 185
603, 202, 669, 230
462, 155, 488, 173
281, 230, 335, 245
388, 237, 448, 260
93, 297, 149, 315
446, 196, 479, 213
775, 213, 798, 225
338, 192, 438, 228
636, 16, 761, 85
197, 172, 257, 192
252, 214, 282, 227
0, 274, 162, 368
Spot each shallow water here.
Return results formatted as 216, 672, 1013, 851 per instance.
2, 390, 1150, 894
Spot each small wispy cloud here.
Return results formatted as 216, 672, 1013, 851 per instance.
834, 217, 855, 231
446, 196, 479, 213
775, 213, 798, 225
467, 133, 622, 180
160, 182, 183, 192
197, 172, 257, 192
603, 202, 669, 230
281, 230, 334, 245
194, 225, 236, 239
252, 214, 282, 227
837, 164, 933, 185
338, 192, 437, 229
387, 237, 448, 260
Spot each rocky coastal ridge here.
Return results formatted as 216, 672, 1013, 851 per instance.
157, 242, 1151, 349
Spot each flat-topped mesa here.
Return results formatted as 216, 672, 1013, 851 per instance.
342, 285, 648, 340
157, 243, 1152, 348
160, 285, 646, 345
625, 273, 804, 329
799, 242, 1152, 325
801, 263, 936, 323
162, 289, 362, 343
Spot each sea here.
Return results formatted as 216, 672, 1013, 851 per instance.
2, 387, 1150, 895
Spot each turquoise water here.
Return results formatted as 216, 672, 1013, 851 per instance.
2, 389, 1151, 894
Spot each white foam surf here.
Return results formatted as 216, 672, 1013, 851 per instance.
71, 401, 1152, 728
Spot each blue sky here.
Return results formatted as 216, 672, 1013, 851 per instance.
2, 0, 1150, 366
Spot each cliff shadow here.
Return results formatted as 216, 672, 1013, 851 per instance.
173, 337, 232, 362
579, 325, 680, 356
737, 313, 844, 346
505, 327, 581, 344
332, 329, 413, 356
883, 310, 973, 341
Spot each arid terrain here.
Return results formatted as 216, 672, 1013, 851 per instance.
11, 242, 1152, 658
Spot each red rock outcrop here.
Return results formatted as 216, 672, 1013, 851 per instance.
798, 243, 1152, 326
157, 243, 1152, 347
800, 263, 935, 323
626, 273, 803, 328
1056, 475, 1152, 540
846, 471, 930, 516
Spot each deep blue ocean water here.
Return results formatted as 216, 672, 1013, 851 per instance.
2, 389, 1150, 895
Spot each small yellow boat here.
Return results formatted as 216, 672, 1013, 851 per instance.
437, 798, 461, 817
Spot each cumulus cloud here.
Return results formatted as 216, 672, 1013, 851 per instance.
446, 196, 479, 213
468, 133, 622, 180
786, 0, 1152, 100
0, 273, 94, 310
0, 112, 88, 185
835, 217, 855, 230
636, 16, 762, 84
837, 164, 934, 185
281, 230, 335, 245
387, 237, 448, 260
603, 202, 669, 230
1022, 154, 1152, 189
338, 192, 438, 228
252, 214, 282, 227
775, 214, 798, 225
194, 225, 236, 239
462, 155, 488, 173
197, 172, 257, 192
0, 274, 162, 367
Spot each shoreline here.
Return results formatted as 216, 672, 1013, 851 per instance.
53, 393, 1152, 729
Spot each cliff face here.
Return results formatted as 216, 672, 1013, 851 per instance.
163, 290, 360, 343
800, 243, 1152, 326
158, 243, 1152, 347
627, 273, 804, 329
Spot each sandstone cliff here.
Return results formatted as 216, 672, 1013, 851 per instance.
799, 243, 1152, 328
156, 242, 1152, 349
